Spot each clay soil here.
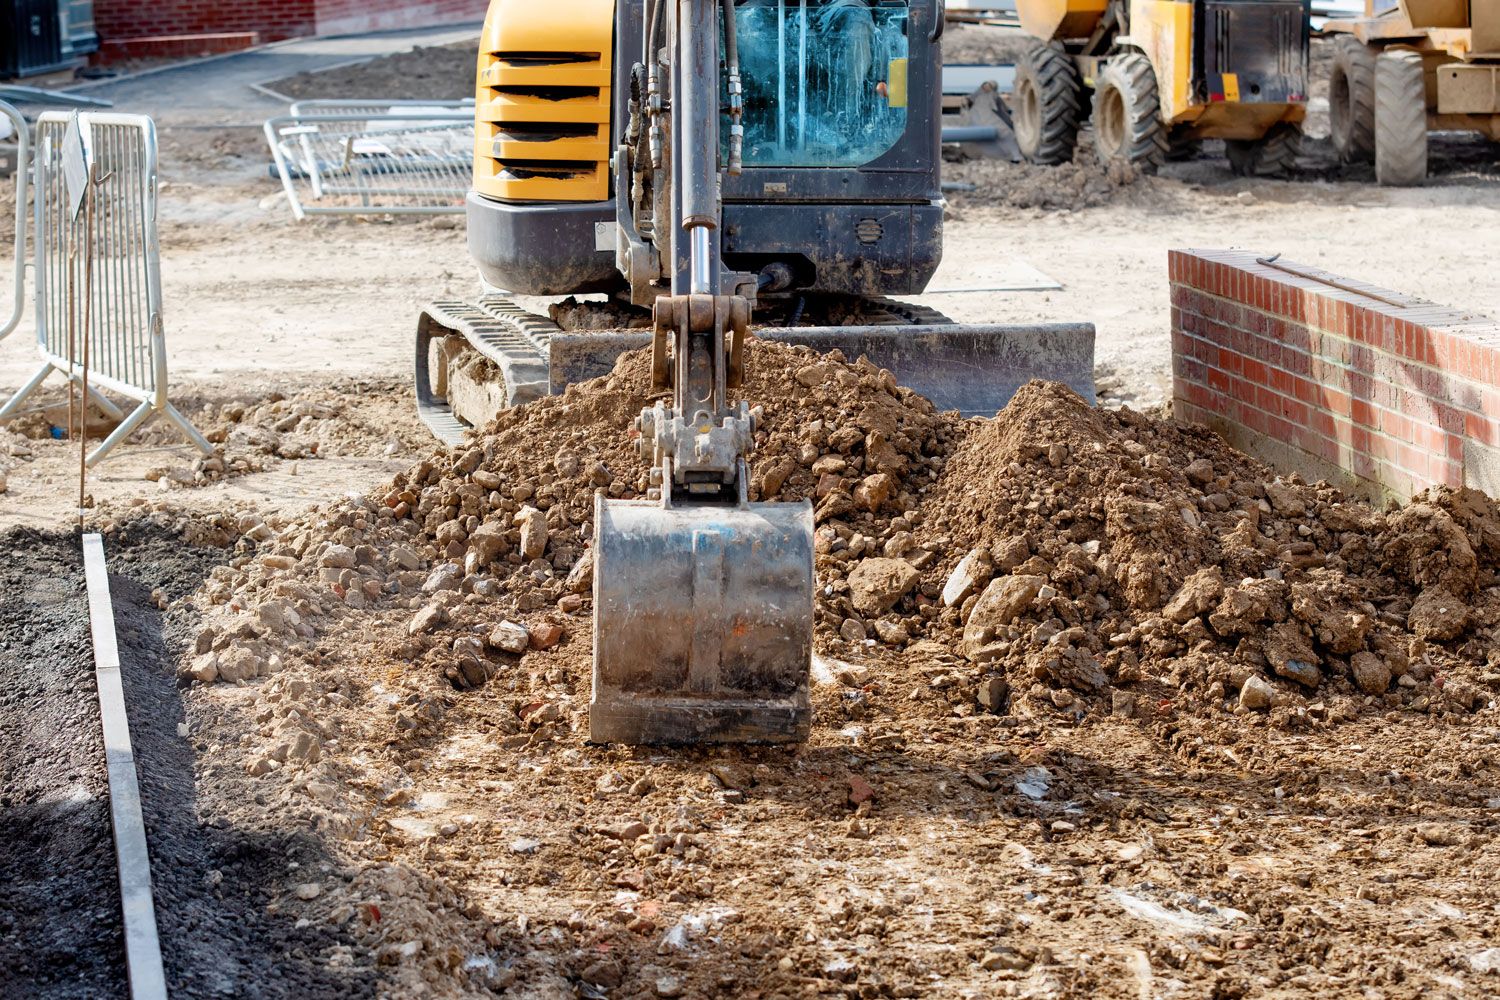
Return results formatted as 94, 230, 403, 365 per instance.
106, 342, 1500, 1000
0, 24, 1499, 1000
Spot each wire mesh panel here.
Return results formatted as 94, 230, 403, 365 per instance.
34, 113, 164, 403
264, 104, 474, 219
0, 111, 209, 466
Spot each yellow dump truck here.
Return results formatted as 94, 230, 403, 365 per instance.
1012, 0, 1311, 175
1325, 0, 1500, 185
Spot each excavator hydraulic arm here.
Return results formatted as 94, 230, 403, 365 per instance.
590, 0, 814, 744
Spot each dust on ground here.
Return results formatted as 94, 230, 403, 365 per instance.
142, 342, 1500, 999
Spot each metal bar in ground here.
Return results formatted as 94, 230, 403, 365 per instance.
82, 532, 168, 1000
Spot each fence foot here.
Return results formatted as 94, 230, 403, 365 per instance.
0, 362, 54, 421
162, 402, 213, 457
86, 401, 154, 468
65, 372, 127, 421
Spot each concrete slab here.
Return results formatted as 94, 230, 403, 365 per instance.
1465, 439, 1500, 497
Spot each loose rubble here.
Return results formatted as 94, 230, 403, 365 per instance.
160, 341, 1500, 997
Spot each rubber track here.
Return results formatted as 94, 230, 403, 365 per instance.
1331, 34, 1376, 163
1375, 49, 1428, 186
861, 296, 954, 327
1015, 41, 1082, 166
1093, 52, 1167, 173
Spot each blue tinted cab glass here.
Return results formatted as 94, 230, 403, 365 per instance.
729, 1, 911, 167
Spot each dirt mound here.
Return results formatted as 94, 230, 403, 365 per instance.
906, 381, 1500, 727
944, 152, 1155, 213
181, 340, 958, 684
184, 345, 1500, 719
941, 24, 1037, 65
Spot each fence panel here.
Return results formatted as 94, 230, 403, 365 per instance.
264, 102, 473, 219
1, 100, 27, 341
0, 110, 210, 466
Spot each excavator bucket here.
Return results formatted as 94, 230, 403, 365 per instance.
590, 495, 814, 745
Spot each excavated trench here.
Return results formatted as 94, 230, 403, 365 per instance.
0, 524, 374, 999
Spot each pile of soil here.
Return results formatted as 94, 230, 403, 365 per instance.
944, 151, 1152, 213
267, 43, 478, 103
184, 340, 1499, 730
940, 23, 1035, 66
144, 341, 1500, 995
911, 382, 1500, 728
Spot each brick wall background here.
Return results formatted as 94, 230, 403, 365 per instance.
93, 1, 316, 45
1170, 249, 1500, 502
315, 0, 488, 37
92, 0, 486, 51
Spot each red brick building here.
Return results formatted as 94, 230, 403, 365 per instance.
92, 0, 487, 61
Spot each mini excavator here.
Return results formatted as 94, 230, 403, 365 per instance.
415, 0, 1096, 744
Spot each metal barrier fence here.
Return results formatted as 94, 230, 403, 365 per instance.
264, 100, 473, 219
0, 111, 210, 466
2, 100, 27, 342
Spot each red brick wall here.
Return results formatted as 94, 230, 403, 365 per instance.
1170, 249, 1500, 501
314, 0, 488, 37
92, 0, 485, 46
93, 1, 316, 44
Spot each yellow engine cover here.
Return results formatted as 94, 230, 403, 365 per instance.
473, 0, 616, 202
1018, 0, 1110, 40
1128, 0, 1194, 120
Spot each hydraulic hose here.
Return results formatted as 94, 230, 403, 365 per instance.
720, 0, 743, 173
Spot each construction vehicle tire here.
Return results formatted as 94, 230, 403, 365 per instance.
1166, 131, 1202, 162
1091, 52, 1167, 174
1374, 49, 1427, 186
1330, 34, 1376, 163
1012, 41, 1083, 166
1225, 122, 1303, 178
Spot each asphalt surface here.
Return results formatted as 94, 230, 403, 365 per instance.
42, 24, 482, 123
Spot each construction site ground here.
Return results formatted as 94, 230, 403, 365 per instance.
1, 25, 1499, 1000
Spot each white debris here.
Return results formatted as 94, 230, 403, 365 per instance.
1015, 766, 1052, 800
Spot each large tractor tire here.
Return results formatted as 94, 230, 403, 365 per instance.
1011, 41, 1083, 165
1166, 131, 1202, 162
1374, 49, 1428, 186
1091, 52, 1167, 173
1330, 34, 1376, 163
1225, 121, 1304, 177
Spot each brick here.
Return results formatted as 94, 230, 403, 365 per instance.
1466, 412, 1498, 447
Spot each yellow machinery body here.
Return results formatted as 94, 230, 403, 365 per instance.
1130, 0, 1304, 135
1015, 0, 1306, 138
1324, 0, 1500, 135
472, 0, 615, 202
1017, 0, 1109, 40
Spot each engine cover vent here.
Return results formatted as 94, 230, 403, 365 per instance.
855, 218, 884, 245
